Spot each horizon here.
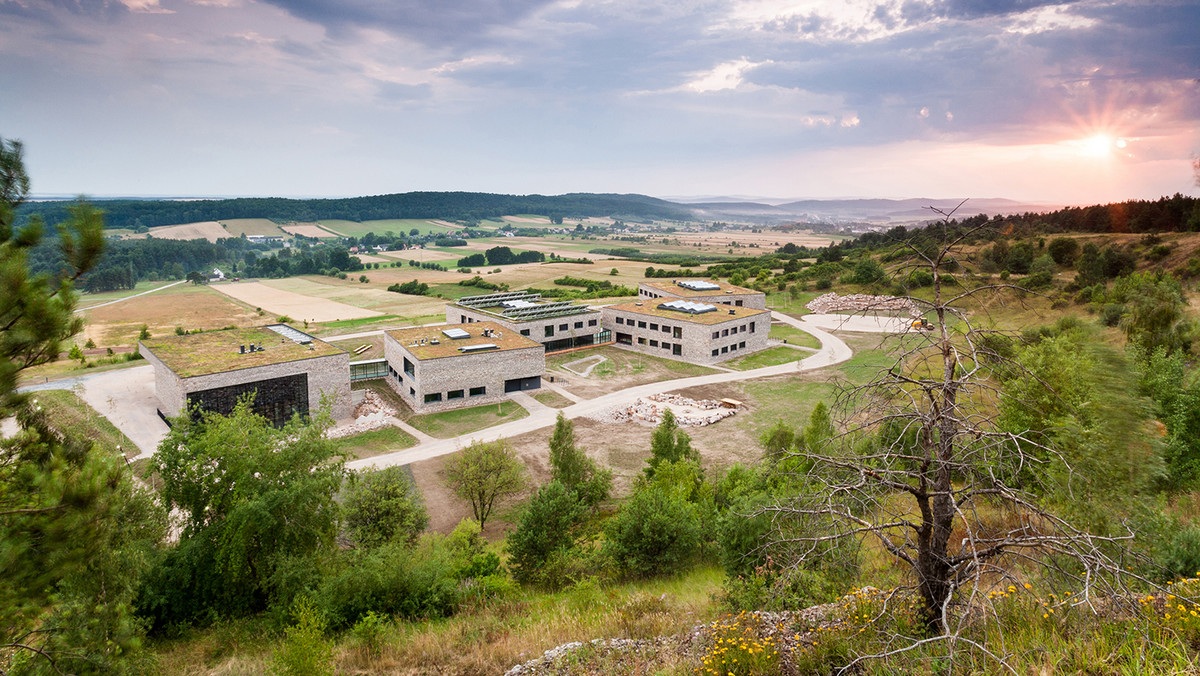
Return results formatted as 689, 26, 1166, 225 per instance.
3, 0, 1198, 204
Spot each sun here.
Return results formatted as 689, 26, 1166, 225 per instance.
1081, 133, 1116, 157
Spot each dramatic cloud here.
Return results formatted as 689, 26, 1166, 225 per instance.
0, 0, 1196, 201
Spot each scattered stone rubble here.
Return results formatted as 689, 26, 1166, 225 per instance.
806, 292, 921, 317
326, 390, 400, 439
503, 601, 849, 676
591, 393, 735, 427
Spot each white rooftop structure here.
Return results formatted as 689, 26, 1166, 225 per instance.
442, 328, 471, 340
676, 280, 721, 291
658, 300, 718, 314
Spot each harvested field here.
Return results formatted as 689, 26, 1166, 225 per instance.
352, 253, 392, 265
503, 215, 552, 224
139, 221, 229, 242
384, 249, 461, 262
429, 220, 461, 228
81, 284, 261, 347
281, 222, 338, 238
219, 218, 287, 238
211, 281, 383, 322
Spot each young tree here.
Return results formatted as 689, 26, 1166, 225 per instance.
548, 411, 612, 509
768, 209, 1146, 660
646, 407, 698, 476
139, 398, 345, 629
506, 480, 583, 584
342, 465, 429, 549
443, 439, 527, 530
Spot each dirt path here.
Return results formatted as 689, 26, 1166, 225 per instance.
75, 280, 186, 313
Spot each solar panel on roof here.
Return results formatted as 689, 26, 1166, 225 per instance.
442, 328, 471, 340
501, 300, 538, 309
677, 280, 721, 291
658, 300, 717, 314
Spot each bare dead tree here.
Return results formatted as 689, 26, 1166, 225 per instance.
765, 206, 1154, 667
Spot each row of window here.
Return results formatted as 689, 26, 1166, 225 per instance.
712, 341, 748, 357
613, 316, 685, 339
712, 322, 755, 339
634, 336, 684, 356
424, 386, 487, 404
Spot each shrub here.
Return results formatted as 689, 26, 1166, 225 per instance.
604, 484, 702, 578
342, 466, 429, 549
506, 481, 583, 585
316, 539, 459, 629
271, 597, 334, 676
350, 611, 388, 661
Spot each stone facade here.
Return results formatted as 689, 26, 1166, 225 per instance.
447, 305, 606, 352
139, 344, 352, 422
383, 323, 545, 414
638, 280, 767, 309
600, 302, 770, 365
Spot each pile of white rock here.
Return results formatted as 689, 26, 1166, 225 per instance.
327, 390, 400, 439
593, 394, 735, 427
805, 292, 919, 316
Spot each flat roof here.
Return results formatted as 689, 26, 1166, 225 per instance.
141, 326, 345, 378
387, 321, 542, 360
640, 279, 761, 298
606, 301, 769, 325
450, 299, 599, 323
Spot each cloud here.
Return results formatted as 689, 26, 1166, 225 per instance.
681, 58, 769, 93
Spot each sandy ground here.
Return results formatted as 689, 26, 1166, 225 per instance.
383, 249, 463, 262
136, 221, 230, 243
211, 281, 383, 322
282, 223, 339, 238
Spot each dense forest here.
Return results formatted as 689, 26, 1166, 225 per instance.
15, 191, 695, 229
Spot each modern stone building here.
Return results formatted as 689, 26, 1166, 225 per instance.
139, 324, 352, 426
637, 279, 766, 309
383, 321, 545, 413
601, 300, 771, 365
445, 291, 609, 353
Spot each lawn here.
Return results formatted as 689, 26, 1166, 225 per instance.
318, 219, 454, 238
334, 426, 417, 459
218, 218, 288, 238
546, 346, 715, 380
77, 280, 178, 306
531, 389, 574, 408
724, 345, 805, 371
408, 400, 528, 438
33, 389, 140, 459
768, 322, 821, 348
740, 379, 838, 438
765, 288, 821, 315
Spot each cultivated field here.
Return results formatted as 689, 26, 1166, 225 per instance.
218, 218, 288, 238
135, 221, 229, 242
281, 222, 339, 238
211, 281, 384, 322
80, 284, 263, 347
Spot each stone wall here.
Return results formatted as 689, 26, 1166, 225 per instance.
600, 307, 770, 364
141, 344, 352, 421
383, 332, 545, 414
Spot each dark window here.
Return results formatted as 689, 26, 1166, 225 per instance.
739, 341, 746, 348
649, 339, 658, 347
712, 348, 719, 356
673, 344, 682, 356
616, 317, 625, 325
662, 325, 670, 333
673, 326, 682, 339
650, 323, 658, 330
469, 386, 486, 396
637, 337, 646, 345
588, 319, 598, 327
616, 332, 632, 345
638, 321, 647, 328
409, 387, 415, 396
722, 329, 729, 337
448, 390, 464, 400
721, 346, 728, 354
186, 373, 308, 428
520, 329, 531, 336
574, 321, 583, 329
403, 357, 414, 376
735, 300, 743, 307
545, 325, 554, 337
559, 323, 568, 331
504, 376, 541, 392
750, 322, 756, 333
662, 342, 670, 350
424, 393, 442, 403
712, 331, 720, 339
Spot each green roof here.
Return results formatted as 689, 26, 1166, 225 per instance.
640, 279, 761, 298
387, 322, 542, 360
141, 326, 345, 378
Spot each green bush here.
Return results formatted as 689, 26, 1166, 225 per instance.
342, 466, 429, 549
316, 539, 459, 629
271, 597, 334, 676
506, 481, 583, 585
815, 278, 832, 290
603, 484, 702, 579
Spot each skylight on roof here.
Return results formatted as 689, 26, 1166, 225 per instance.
459, 343, 498, 353
676, 280, 721, 291
442, 328, 471, 340
265, 324, 315, 344
501, 299, 538, 309
658, 300, 717, 314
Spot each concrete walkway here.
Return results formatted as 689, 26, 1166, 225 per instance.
348, 312, 862, 471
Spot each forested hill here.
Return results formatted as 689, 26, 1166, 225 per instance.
976, 193, 1200, 234
15, 191, 695, 229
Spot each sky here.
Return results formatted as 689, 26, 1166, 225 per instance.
1, 0, 1198, 205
